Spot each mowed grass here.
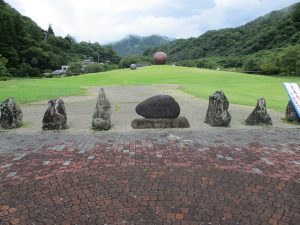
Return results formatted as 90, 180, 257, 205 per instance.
1, 65, 300, 111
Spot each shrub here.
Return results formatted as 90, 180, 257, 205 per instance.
16, 63, 40, 77
0, 76, 11, 81
84, 63, 105, 73
0, 54, 10, 77
260, 63, 281, 75
103, 63, 119, 71
69, 62, 83, 74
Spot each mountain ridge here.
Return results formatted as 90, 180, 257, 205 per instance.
144, 2, 300, 62
109, 34, 174, 56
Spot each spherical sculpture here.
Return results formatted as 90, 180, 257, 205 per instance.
130, 64, 137, 70
154, 52, 167, 65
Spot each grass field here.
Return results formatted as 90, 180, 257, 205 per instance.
1, 65, 300, 112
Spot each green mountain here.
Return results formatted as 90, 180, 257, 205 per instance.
0, 0, 120, 77
145, 2, 300, 63
110, 35, 173, 56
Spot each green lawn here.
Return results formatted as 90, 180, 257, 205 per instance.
1, 65, 299, 111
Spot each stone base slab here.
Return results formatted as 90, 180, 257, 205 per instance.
131, 116, 190, 129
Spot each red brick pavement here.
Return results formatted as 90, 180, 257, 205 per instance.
0, 129, 299, 224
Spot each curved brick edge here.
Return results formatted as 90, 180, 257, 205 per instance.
0, 166, 299, 225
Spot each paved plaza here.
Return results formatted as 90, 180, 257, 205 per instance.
0, 128, 299, 224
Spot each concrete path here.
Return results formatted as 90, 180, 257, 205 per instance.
2, 85, 297, 134
0, 85, 299, 224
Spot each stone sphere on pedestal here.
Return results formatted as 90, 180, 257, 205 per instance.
153, 52, 167, 65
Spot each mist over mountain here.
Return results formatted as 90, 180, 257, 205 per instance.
109, 35, 174, 56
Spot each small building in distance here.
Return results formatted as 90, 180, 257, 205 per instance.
51, 65, 70, 76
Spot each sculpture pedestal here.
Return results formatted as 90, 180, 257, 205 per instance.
131, 116, 190, 129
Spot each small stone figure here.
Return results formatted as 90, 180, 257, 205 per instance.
245, 97, 272, 125
136, 95, 180, 118
205, 91, 231, 127
0, 97, 23, 129
92, 88, 112, 130
42, 98, 67, 130
286, 100, 300, 122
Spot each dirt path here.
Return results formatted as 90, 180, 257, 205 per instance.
1, 85, 297, 134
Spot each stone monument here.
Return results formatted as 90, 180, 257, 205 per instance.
286, 100, 300, 122
92, 88, 112, 130
0, 97, 23, 129
131, 95, 190, 129
245, 97, 272, 125
205, 91, 231, 127
136, 95, 180, 118
42, 98, 67, 130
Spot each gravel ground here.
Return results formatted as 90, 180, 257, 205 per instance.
1, 84, 297, 134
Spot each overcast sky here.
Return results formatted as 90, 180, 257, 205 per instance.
5, 0, 300, 44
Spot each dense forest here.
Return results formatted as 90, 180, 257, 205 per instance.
109, 35, 173, 56
145, 2, 300, 76
0, 0, 120, 78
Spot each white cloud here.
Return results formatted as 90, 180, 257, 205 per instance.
5, 0, 300, 44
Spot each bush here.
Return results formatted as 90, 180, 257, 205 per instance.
0, 76, 11, 81
260, 63, 281, 75
69, 62, 83, 74
44, 74, 53, 78
120, 55, 152, 68
84, 63, 105, 73
7, 68, 20, 77
103, 63, 119, 71
43, 69, 53, 73
10, 63, 41, 77
0, 54, 10, 77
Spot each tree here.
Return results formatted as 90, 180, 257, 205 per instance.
0, 0, 121, 76
260, 63, 281, 75
280, 44, 300, 76
243, 57, 261, 72
69, 62, 83, 74
64, 34, 76, 46
0, 54, 9, 77
120, 55, 151, 68
16, 63, 40, 77
84, 63, 104, 73
47, 24, 54, 36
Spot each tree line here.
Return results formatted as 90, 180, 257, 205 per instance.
0, 0, 120, 79
144, 2, 300, 76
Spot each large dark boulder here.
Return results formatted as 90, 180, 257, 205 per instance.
92, 88, 112, 130
0, 97, 23, 129
286, 100, 300, 122
245, 97, 272, 125
205, 91, 231, 127
42, 98, 67, 130
136, 95, 180, 118
131, 116, 190, 129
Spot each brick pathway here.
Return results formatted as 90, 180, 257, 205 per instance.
0, 129, 299, 224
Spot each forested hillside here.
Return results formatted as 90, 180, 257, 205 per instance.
0, 0, 120, 77
110, 35, 173, 56
145, 2, 300, 76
